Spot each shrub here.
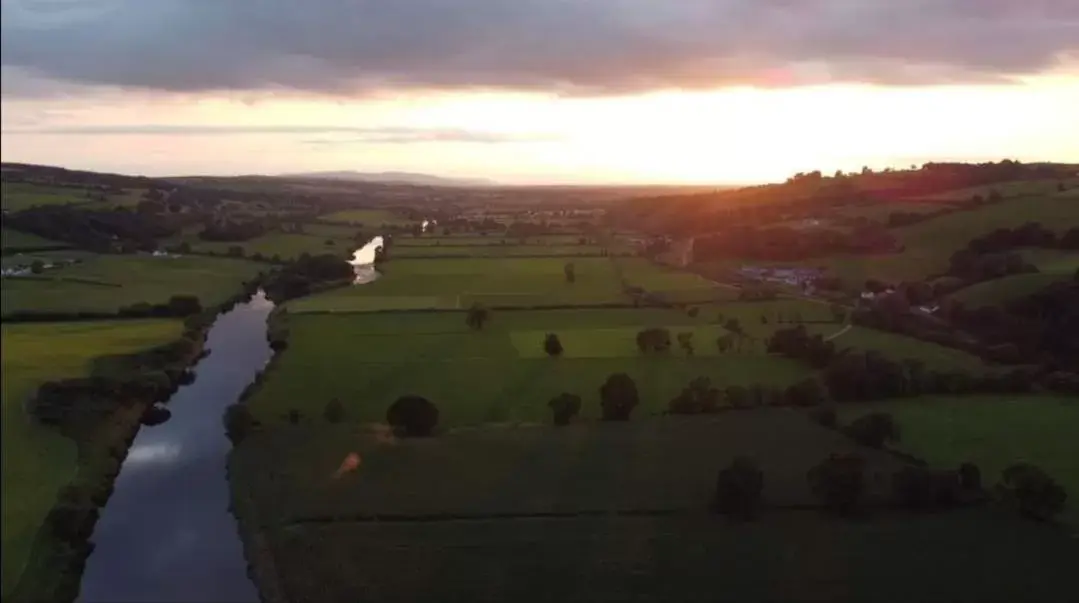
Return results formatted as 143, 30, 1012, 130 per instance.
995, 463, 1067, 521
387, 395, 439, 437
845, 412, 900, 448
543, 333, 564, 357
465, 303, 490, 330
599, 373, 639, 421
323, 399, 344, 424
548, 393, 582, 426
166, 294, 202, 316
714, 457, 764, 520
687, 306, 699, 318
636, 328, 672, 353
892, 466, 960, 511
808, 453, 866, 516
287, 409, 302, 425
223, 404, 257, 444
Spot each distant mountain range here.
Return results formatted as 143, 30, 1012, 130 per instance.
283, 171, 496, 187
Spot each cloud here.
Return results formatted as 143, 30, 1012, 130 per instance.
0, 123, 556, 144
2, 0, 1077, 97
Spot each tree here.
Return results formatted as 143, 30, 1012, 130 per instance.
724, 318, 743, 335
677, 332, 695, 355
995, 463, 1067, 520
465, 303, 490, 330
714, 457, 764, 520
785, 378, 827, 407
324, 398, 345, 424
223, 404, 257, 444
892, 466, 960, 511
808, 453, 866, 516
599, 373, 639, 421
386, 395, 439, 437
669, 377, 720, 414
636, 327, 672, 353
845, 412, 900, 448
543, 333, 564, 357
687, 306, 699, 318
287, 409, 302, 425
548, 393, 582, 426
167, 295, 202, 316
564, 262, 576, 283
716, 334, 734, 354
725, 385, 750, 409
30, 260, 44, 274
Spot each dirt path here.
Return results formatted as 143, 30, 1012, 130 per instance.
825, 324, 853, 341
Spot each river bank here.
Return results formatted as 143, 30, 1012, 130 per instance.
7, 286, 265, 603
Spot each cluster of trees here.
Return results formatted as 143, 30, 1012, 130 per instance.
118, 294, 203, 318
261, 253, 354, 301
965, 222, 1079, 254
766, 325, 837, 368
5, 205, 181, 252
693, 223, 898, 263
198, 219, 267, 242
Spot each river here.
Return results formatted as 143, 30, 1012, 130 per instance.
349, 235, 384, 284
76, 292, 275, 603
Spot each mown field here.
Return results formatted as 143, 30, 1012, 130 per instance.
0, 319, 182, 597
1, 254, 263, 315
231, 421, 1079, 603
289, 257, 630, 312
950, 249, 1077, 307
392, 244, 613, 258
247, 307, 826, 426
841, 395, 1079, 524
813, 326, 992, 373
1, 182, 87, 211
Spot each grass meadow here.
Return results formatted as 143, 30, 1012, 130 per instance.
1, 254, 263, 315
0, 320, 182, 597
841, 395, 1079, 524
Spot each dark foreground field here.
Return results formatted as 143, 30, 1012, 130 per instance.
268, 511, 1079, 603
230, 414, 1079, 603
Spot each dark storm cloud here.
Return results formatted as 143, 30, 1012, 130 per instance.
2, 0, 1077, 96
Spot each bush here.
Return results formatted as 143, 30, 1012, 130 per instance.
543, 333, 564, 357
548, 393, 582, 426
845, 412, 900, 448
324, 399, 345, 424
714, 457, 764, 520
687, 306, 699, 318
166, 294, 202, 316
636, 327, 672, 353
223, 404, 257, 445
669, 377, 720, 415
892, 466, 960, 511
808, 453, 866, 516
809, 407, 837, 428
995, 463, 1067, 521
958, 462, 982, 491
287, 409, 302, 425
387, 395, 439, 437
599, 373, 639, 421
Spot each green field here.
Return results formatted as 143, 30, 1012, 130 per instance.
0, 229, 70, 252
290, 257, 630, 312
841, 396, 1079, 524
817, 326, 991, 373
1, 254, 263, 315
231, 420, 1079, 603
0, 182, 88, 211
188, 233, 354, 261
0, 320, 182, 596
393, 244, 612, 258
246, 309, 819, 426
952, 272, 1073, 307
394, 235, 594, 247
916, 178, 1079, 202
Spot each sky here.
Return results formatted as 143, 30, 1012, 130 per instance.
1, 0, 1078, 185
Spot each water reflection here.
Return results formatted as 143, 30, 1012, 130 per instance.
77, 292, 275, 603
350, 235, 384, 285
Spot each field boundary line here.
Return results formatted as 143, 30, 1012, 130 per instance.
825, 324, 853, 342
